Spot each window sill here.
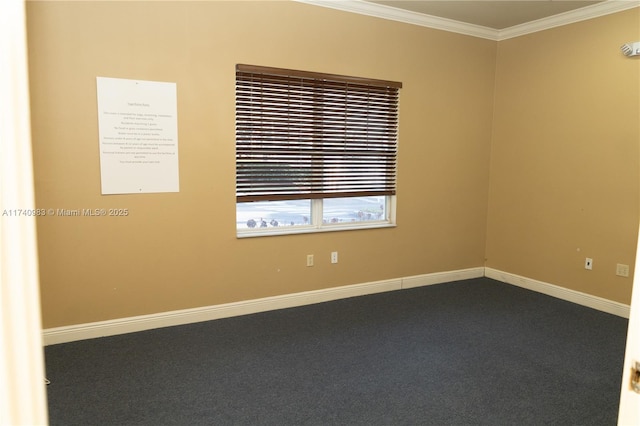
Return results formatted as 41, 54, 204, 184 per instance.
236, 222, 396, 238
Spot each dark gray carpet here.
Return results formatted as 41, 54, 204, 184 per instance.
44, 278, 628, 425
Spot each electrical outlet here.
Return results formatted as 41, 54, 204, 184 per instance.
331, 251, 338, 264
616, 263, 629, 277
306, 254, 314, 267
585, 258, 593, 270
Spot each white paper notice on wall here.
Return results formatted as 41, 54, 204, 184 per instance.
96, 77, 179, 194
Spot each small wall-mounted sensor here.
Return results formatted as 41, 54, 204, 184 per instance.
621, 41, 640, 57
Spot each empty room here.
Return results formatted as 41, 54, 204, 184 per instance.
2, 0, 640, 424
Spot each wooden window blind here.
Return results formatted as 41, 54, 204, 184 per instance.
236, 64, 402, 203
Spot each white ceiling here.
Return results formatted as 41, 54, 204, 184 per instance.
366, 1, 603, 29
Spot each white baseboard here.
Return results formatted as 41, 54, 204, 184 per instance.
44, 277, 406, 345
43, 268, 479, 346
402, 267, 485, 289
485, 267, 630, 318
43, 266, 628, 345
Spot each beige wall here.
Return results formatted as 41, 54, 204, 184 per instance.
486, 8, 640, 304
27, 2, 639, 328
27, 1, 496, 328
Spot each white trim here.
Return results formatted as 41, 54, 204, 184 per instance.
498, 0, 640, 40
294, 0, 640, 41
485, 267, 630, 318
294, 0, 498, 40
43, 268, 481, 345
402, 267, 485, 289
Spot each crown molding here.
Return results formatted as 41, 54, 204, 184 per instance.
294, 0, 639, 41
498, 0, 640, 40
294, 0, 499, 40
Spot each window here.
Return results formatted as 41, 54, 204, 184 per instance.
235, 64, 401, 236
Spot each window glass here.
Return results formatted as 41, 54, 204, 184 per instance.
323, 196, 387, 224
236, 200, 312, 230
